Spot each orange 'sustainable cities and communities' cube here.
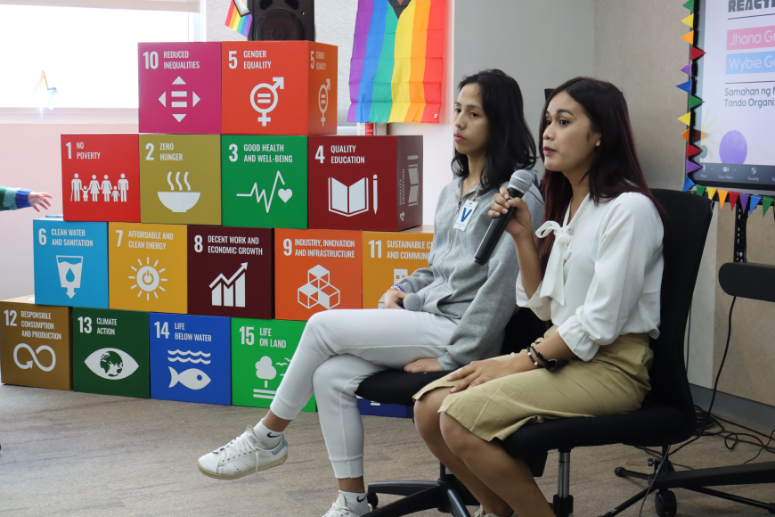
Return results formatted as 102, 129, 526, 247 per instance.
109, 222, 187, 314
0, 295, 72, 390
221, 41, 337, 135
61, 134, 140, 222
307, 135, 423, 231
274, 229, 361, 321
362, 226, 434, 309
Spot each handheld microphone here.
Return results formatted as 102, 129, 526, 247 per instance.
401, 293, 423, 311
474, 169, 534, 265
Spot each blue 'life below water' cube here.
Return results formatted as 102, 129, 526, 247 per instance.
33, 218, 109, 308
149, 313, 231, 405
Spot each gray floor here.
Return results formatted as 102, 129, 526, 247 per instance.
1, 383, 774, 517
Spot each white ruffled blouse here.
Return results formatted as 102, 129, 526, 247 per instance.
516, 192, 664, 361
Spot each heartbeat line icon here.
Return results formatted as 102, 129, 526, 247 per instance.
236, 171, 293, 213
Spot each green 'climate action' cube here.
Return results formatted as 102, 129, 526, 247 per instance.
231, 318, 315, 412
221, 136, 308, 229
72, 308, 150, 398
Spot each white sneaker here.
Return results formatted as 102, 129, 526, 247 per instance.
321, 494, 373, 517
473, 507, 517, 517
197, 426, 288, 480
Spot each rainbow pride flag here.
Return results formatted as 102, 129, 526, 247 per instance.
225, 0, 252, 38
34, 70, 57, 110
349, 0, 447, 123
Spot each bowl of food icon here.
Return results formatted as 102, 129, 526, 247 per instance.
158, 192, 200, 212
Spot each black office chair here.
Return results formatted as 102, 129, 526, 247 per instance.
357, 189, 713, 517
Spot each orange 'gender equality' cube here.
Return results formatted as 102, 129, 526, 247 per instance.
61, 135, 140, 222
307, 136, 423, 231
274, 229, 361, 321
362, 226, 434, 309
221, 41, 337, 135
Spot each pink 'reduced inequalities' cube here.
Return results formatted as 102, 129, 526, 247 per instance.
138, 42, 222, 134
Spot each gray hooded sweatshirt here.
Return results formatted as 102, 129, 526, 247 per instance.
396, 172, 545, 370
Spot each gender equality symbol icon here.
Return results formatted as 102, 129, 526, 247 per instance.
319, 79, 331, 125
250, 77, 284, 126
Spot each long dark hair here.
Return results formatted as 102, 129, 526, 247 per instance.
451, 69, 537, 192
537, 77, 664, 270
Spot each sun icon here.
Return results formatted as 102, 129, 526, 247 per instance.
129, 257, 168, 300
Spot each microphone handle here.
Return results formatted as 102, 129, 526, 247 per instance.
474, 187, 523, 265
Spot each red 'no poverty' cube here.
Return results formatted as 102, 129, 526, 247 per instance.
61, 135, 140, 222
188, 227, 273, 320
139, 42, 222, 134
307, 136, 423, 231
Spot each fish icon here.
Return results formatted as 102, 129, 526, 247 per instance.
168, 366, 211, 390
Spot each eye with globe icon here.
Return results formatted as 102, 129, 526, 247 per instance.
100, 351, 124, 377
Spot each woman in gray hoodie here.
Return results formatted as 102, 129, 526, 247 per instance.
196, 69, 545, 517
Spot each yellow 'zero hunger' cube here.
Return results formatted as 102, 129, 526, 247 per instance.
362, 226, 434, 309
109, 222, 188, 314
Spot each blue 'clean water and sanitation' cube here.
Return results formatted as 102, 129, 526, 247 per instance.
149, 313, 231, 405
33, 218, 109, 308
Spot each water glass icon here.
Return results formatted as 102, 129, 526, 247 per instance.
56, 255, 84, 299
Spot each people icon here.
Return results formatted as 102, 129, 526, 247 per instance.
88, 175, 100, 202
118, 173, 129, 202
112, 186, 120, 203
70, 173, 82, 202
101, 175, 113, 202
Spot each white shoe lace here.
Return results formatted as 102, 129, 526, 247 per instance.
322, 500, 354, 517
214, 431, 257, 459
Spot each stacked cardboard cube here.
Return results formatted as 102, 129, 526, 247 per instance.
1, 41, 434, 419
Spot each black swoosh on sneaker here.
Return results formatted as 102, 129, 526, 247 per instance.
267, 433, 281, 438
357, 495, 367, 503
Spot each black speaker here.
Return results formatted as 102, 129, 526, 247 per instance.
247, 0, 315, 42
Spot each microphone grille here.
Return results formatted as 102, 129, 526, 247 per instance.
403, 293, 423, 312
509, 169, 534, 195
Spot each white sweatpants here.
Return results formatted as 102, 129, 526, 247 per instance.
270, 309, 457, 479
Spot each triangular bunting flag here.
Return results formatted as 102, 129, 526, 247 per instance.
678, 112, 692, 125
740, 193, 750, 213
729, 191, 739, 210
686, 159, 701, 173
686, 144, 701, 157
682, 31, 695, 44
718, 190, 728, 209
677, 80, 694, 94
688, 95, 703, 109
683, 0, 695, 10
682, 129, 702, 142
691, 47, 706, 60
750, 195, 762, 214
707, 187, 717, 201
682, 14, 695, 28
682, 176, 695, 192
763, 197, 774, 215
681, 63, 694, 76
697, 185, 706, 197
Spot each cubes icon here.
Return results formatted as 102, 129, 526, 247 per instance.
138, 42, 222, 134
274, 229, 362, 321
61, 134, 140, 222
33, 218, 109, 308
72, 308, 150, 398
0, 296, 72, 390
307, 136, 423, 231
298, 265, 340, 309
140, 134, 222, 226
221, 41, 337, 135
231, 318, 315, 412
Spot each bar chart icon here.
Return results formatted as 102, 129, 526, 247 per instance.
210, 262, 247, 307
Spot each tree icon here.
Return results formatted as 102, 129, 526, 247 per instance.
255, 356, 277, 388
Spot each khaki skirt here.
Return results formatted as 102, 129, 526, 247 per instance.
413, 326, 653, 442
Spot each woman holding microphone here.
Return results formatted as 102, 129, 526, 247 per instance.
413, 77, 665, 517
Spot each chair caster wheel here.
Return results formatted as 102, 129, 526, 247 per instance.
614, 467, 625, 477
367, 492, 378, 509
655, 490, 677, 517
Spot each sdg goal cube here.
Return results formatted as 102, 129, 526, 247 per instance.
33, 218, 109, 308
0, 296, 72, 390
231, 318, 315, 412
138, 42, 222, 135
61, 134, 140, 222
275, 229, 362, 321
221, 41, 337, 135
307, 136, 423, 231
72, 308, 150, 398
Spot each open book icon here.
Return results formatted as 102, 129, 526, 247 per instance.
329, 177, 378, 217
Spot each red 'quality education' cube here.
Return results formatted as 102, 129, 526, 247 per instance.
61, 135, 140, 222
307, 136, 423, 231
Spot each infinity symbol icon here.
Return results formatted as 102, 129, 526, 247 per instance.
14, 343, 57, 372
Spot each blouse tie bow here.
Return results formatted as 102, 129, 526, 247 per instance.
535, 221, 573, 305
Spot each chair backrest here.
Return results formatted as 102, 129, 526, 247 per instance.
646, 189, 712, 434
